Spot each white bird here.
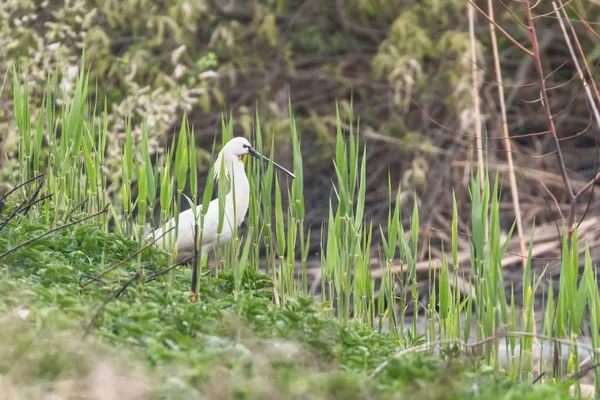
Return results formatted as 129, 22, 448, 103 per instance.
148, 137, 295, 263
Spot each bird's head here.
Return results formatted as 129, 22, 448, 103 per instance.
214, 137, 251, 181
227, 137, 253, 161
213, 137, 295, 182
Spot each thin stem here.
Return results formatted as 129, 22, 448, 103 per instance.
65, 198, 89, 220
0, 206, 109, 260
576, 173, 600, 198
144, 256, 193, 283
555, 2, 600, 128
495, 0, 529, 30
466, 0, 534, 58
552, 1, 600, 237
0, 174, 43, 204
487, 0, 527, 269
468, 4, 485, 188
80, 225, 175, 288
83, 272, 140, 339
19, 194, 53, 216
540, 181, 565, 223
523, 0, 576, 236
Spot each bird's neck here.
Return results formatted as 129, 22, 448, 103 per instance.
224, 159, 250, 225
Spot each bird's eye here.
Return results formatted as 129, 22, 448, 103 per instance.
243, 144, 248, 148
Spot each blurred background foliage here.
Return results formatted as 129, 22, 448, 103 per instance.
1, 0, 599, 261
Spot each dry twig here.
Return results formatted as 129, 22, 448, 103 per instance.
486, 0, 527, 269
80, 226, 175, 289
0, 206, 109, 260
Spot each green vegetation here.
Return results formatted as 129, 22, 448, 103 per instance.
4, 0, 596, 214
2, 1, 600, 398
0, 202, 572, 399
0, 61, 594, 398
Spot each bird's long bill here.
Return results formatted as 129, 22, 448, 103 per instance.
248, 147, 295, 179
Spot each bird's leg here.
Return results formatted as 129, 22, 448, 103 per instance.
190, 269, 198, 303
190, 222, 202, 303
189, 253, 208, 303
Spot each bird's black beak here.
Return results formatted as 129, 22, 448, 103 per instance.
247, 147, 295, 179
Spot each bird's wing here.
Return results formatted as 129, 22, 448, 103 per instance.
149, 199, 235, 259
149, 205, 202, 251
194, 200, 221, 248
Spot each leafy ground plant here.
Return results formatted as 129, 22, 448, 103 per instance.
0, 63, 587, 399
0, 212, 572, 400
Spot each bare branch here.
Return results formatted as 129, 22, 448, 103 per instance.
539, 181, 565, 222
144, 256, 194, 283
553, 1, 600, 236
544, 60, 570, 83
546, 72, 578, 91
0, 179, 47, 233
83, 272, 140, 339
0, 174, 43, 204
576, 139, 599, 231
467, 0, 534, 57
66, 198, 89, 220
487, 0, 527, 268
468, 3, 485, 189
523, 0, 576, 219
530, 0, 542, 10
533, 0, 575, 20
19, 194, 53, 216
80, 225, 175, 289
0, 206, 109, 260
568, 8, 600, 39
557, 1, 600, 125
495, 0, 529, 30
550, 87, 585, 120
575, 173, 600, 197
558, 121, 592, 141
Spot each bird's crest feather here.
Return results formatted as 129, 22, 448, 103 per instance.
214, 148, 230, 182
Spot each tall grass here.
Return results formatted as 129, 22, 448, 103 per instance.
4, 60, 600, 394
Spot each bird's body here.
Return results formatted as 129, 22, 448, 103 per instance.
148, 137, 294, 263
150, 157, 249, 262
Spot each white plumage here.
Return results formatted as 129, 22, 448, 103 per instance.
148, 137, 294, 263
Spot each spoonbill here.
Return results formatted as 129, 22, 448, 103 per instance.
148, 137, 295, 263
